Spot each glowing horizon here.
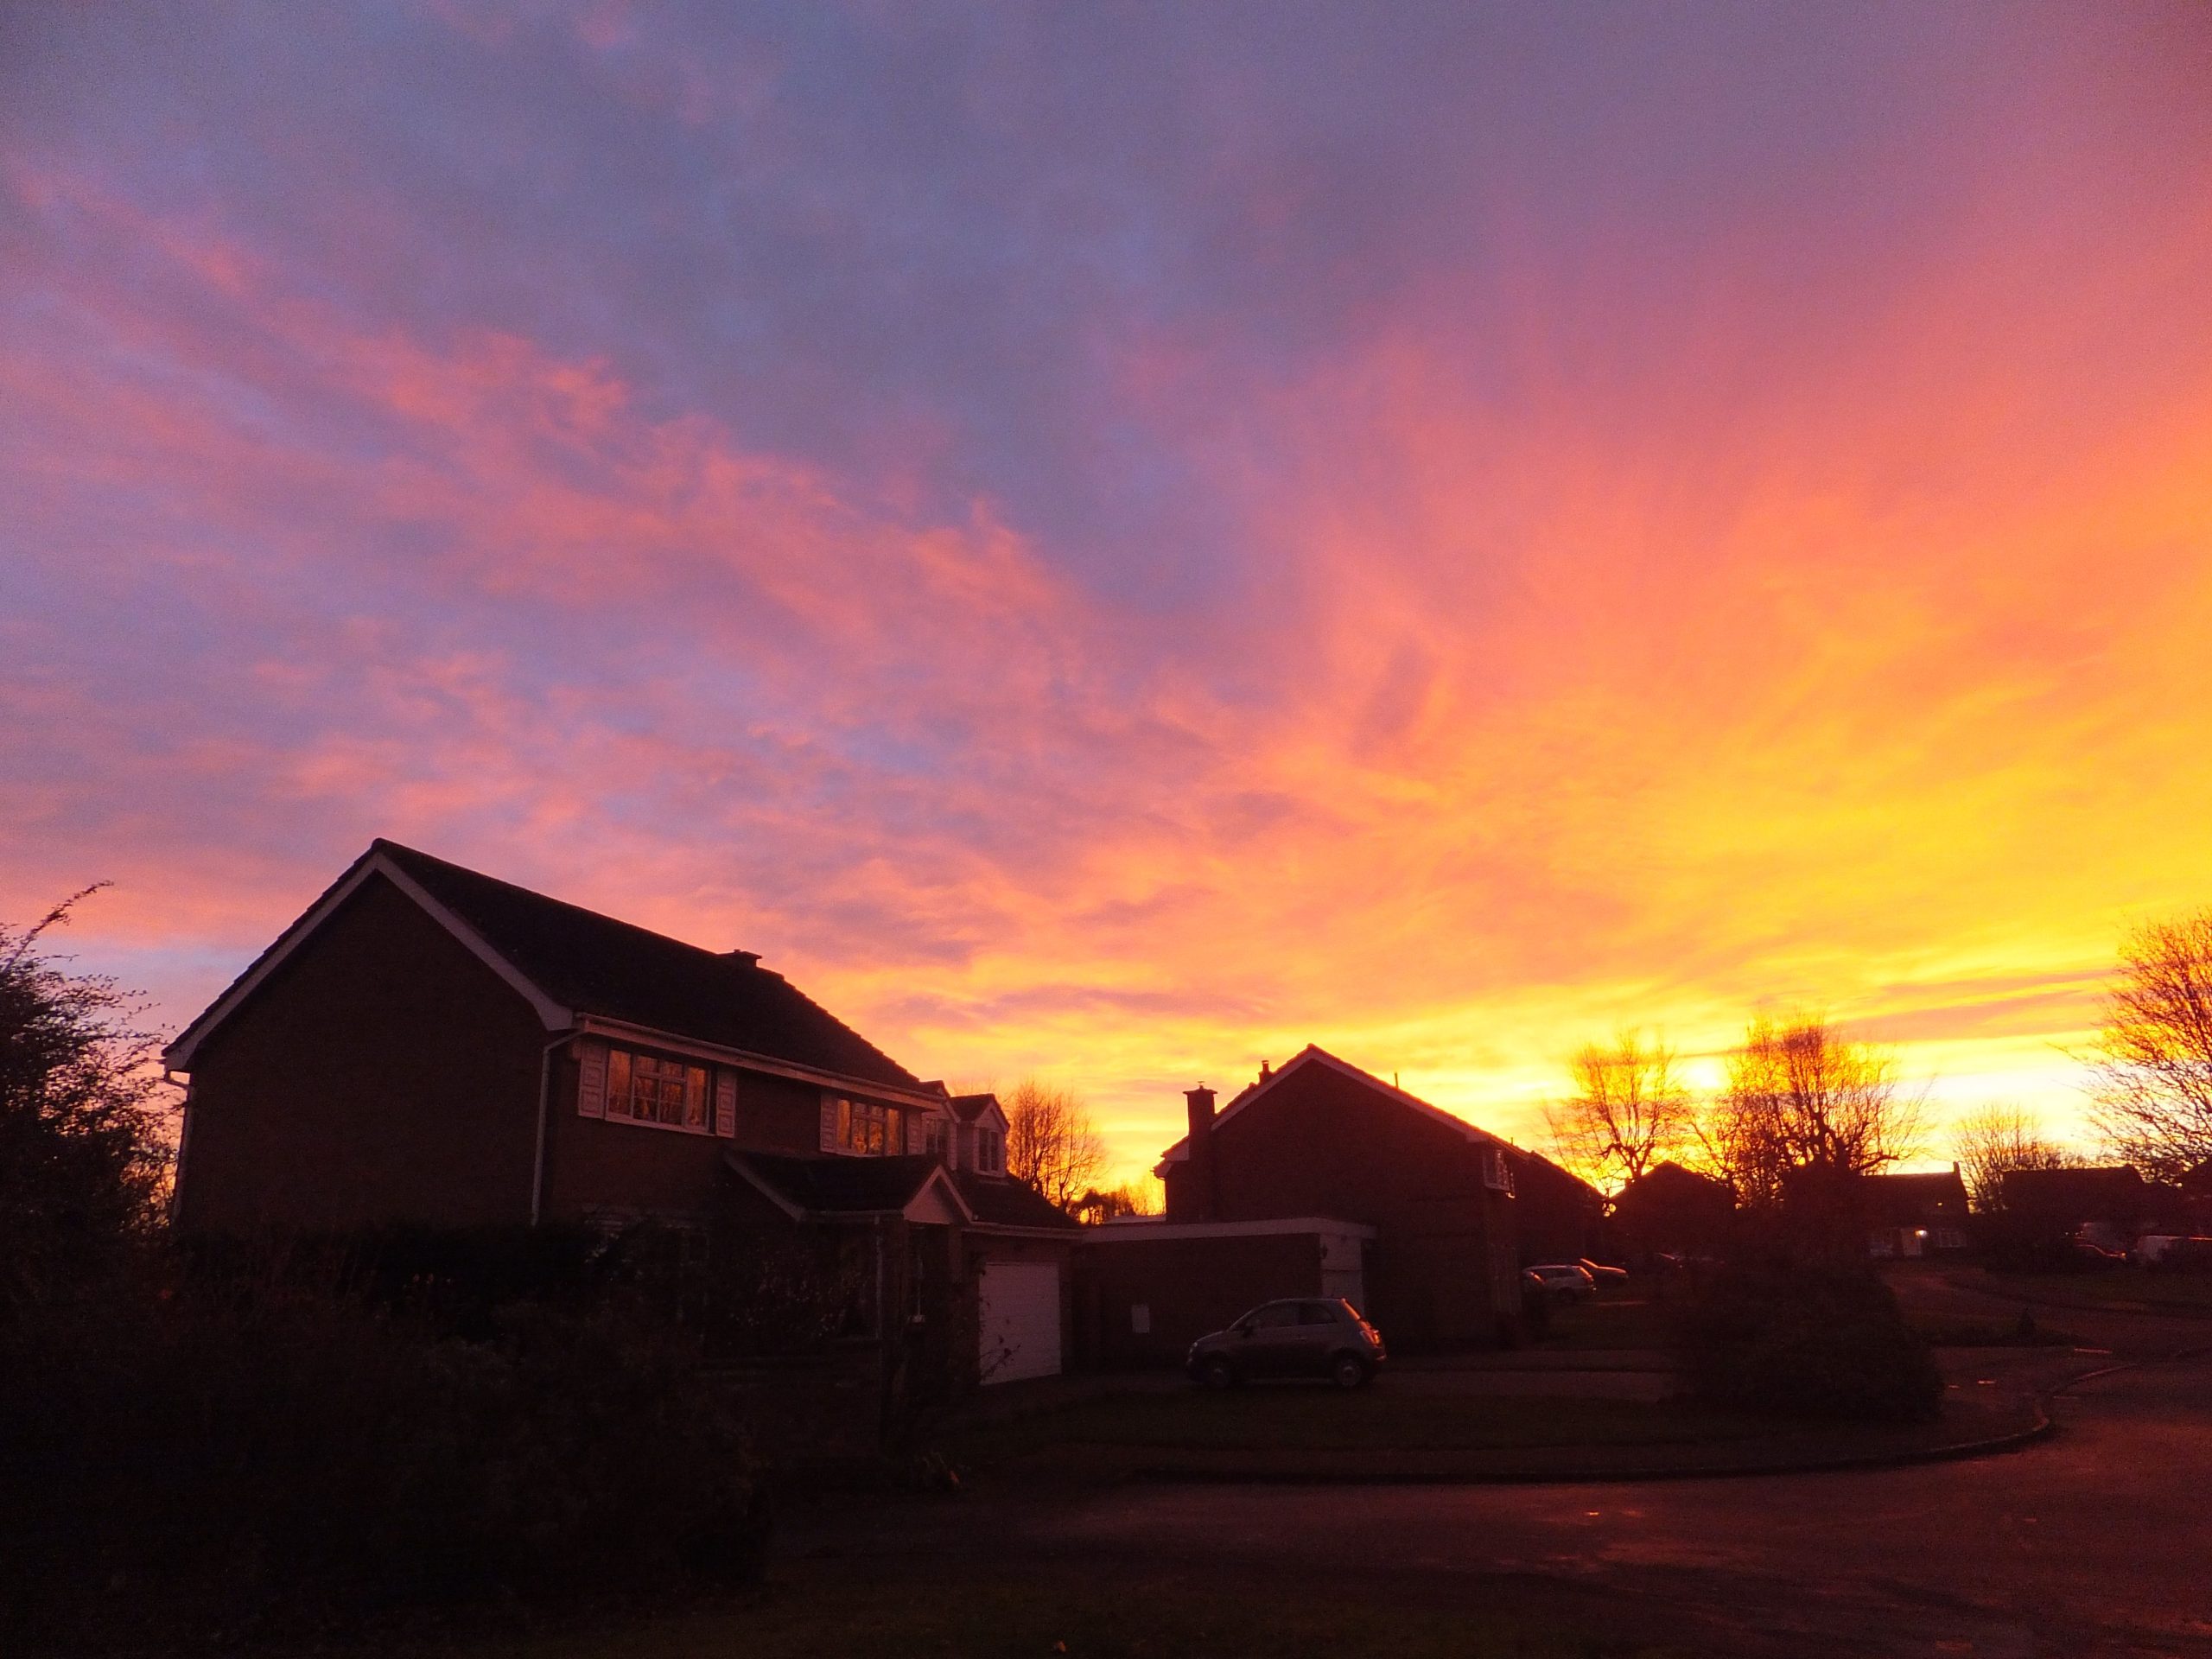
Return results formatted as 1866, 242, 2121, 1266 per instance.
4, 4, 2210, 1186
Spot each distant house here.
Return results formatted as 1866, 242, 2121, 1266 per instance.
1611, 1161, 1735, 1263
1860, 1167, 1972, 1257
163, 839, 1076, 1389
1999, 1166, 2158, 1243
1080, 1046, 1522, 1358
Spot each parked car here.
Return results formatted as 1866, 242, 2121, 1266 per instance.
1523, 1263, 1598, 1301
1577, 1258, 1630, 1286
1188, 1298, 1387, 1389
2140, 1235, 2212, 1272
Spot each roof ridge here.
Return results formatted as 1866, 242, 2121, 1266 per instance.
373, 839, 760, 965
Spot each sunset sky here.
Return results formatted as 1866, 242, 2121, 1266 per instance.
5, 3, 2210, 1186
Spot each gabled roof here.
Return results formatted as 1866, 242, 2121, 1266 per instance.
165, 840, 924, 1096
1999, 1165, 2149, 1213
1860, 1167, 1970, 1225
1621, 1160, 1731, 1195
946, 1091, 1005, 1124
1154, 1044, 1506, 1172
952, 1171, 1080, 1230
725, 1152, 1077, 1233
728, 1152, 957, 1218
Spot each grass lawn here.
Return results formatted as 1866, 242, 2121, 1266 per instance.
1533, 1290, 1676, 1351
337, 1564, 1681, 1659
951, 1382, 1759, 1468
1981, 1267, 2212, 1315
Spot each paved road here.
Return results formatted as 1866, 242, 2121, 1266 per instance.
1008, 1351, 2212, 1656
830, 1312, 2212, 1657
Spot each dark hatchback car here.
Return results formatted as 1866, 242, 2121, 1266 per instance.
1187, 1298, 1387, 1389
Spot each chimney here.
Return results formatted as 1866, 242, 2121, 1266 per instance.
1184, 1084, 1219, 1222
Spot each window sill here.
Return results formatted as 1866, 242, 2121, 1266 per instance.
601, 1113, 717, 1138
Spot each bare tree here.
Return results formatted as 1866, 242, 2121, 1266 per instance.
1704, 1014, 1920, 1211
1002, 1078, 1107, 1216
2087, 907, 2212, 1182
1542, 1031, 1694, 1194
1952, 1103, 2077, 1212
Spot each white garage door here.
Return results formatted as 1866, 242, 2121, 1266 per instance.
977, 1260, 1062, 1385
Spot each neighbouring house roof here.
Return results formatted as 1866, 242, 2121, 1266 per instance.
952, 1171, 1079, 1230
164, 839, 925, 1096
946, 1091, 1005, 1124
1509, 1146, 1606, 1205
1084, 1216, 1377, 1243
1613, 1162, 1734, 1205
725, 1151, 1077, 1233
1999, 1165, 2150, 1217
1859, 1168, 1971, 1226
1154, 1044, 1507, 1171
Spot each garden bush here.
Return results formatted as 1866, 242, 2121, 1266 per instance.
0, 1281, 766, 1647
1671, 1261, 1943, 1423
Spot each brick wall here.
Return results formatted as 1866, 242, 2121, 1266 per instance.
1163, 1061, 1520, 1348
177, 874, 545, 1232
1076, 1230, 1323, 1368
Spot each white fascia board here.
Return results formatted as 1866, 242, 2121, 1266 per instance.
903, 1168, 975, 1225
1084, 1216, 1378, 1243
375, 858, 572, 1031
573, 1014, 947, 1110
164, 849, 571, 1070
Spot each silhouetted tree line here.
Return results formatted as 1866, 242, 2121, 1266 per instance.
1545, 904, 2212, 1423
1548, 1015, 1922, 1259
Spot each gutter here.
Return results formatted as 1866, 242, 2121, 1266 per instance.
572, 1013, 944, 1110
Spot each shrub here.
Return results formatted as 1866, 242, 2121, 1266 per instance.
1671, 1262, 1943, 1423
0, 893, 170, 1322
0, 1282, 766, 1645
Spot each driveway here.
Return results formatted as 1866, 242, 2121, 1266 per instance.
822, 1315, 2212, 1656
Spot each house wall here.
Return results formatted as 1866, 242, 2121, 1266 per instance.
1163, 1064, 1521, 1349
1076, 1230, 1324, 1369
175, 874, 545, 1233
539, 1057, 832, 1224
1510, 1152, 1609, 1264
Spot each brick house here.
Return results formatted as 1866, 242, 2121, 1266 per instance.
1861, 1166, 1973, 1257
1610, 1160, 1735, 1264
162, 839, 1076, 1388
1084, 1046, 1523, 1356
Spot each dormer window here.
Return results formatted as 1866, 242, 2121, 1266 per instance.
974, 1125, 1005, 1176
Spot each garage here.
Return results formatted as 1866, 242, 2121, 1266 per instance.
976, 1259, 1062, 1384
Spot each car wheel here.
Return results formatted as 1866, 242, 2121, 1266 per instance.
1331, 1354, 1369, 1390
1199, 1357, 1237, 1391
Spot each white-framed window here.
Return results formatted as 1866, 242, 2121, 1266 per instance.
924, 1116, 951, 1161
834, 1096, 906, 1157
973, 1124, 1005, 1175
607, 1047, 710, 1132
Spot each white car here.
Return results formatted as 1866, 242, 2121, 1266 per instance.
1523, 1263, 1598, 1301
